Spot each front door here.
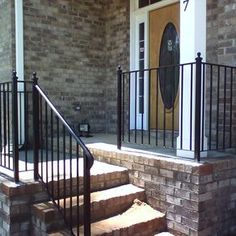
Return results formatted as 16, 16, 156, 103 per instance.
149, 3, 180, 130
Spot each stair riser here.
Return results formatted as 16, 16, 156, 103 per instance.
60, 191, 145, 226
32, 191, 145, 232
45, 170, 129, 199
82, 213, 167, 236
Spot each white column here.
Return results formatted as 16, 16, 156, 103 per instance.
15, 0, 25, 144
177, 0, 207, 158
15, 0, 24, 82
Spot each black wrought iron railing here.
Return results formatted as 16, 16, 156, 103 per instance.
32, 73, 94, 235
33, 74, 94, 235
117, 53, 236, 160
203, 62, 236, 151
0, 71, 94, 235
0, 73, 34, 180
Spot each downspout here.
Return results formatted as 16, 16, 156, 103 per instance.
15, 0, 25, 145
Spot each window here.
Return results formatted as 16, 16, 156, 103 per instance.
138, 23, 145, 114
139, 0, 162, 8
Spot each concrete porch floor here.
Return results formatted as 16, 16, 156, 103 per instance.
81, 133, 176, 157
0, 132, 235, 183
80, 132, 236, 161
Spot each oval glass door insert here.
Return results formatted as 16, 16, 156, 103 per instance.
159, 22, 180, 109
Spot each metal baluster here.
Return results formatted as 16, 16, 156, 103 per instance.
3, 83, 7, 163
32, 73, 39, 180
83, 151, 91, 236
7, 83, 10, 168
163, 67, 166, 147
134, 71, 137, 143
69, 135, 73, 231
56, 117, 60, 204
156, 68, 159, 146
229, 68, 233, 147
190, 64, 193, 150
0, 84, 2, 165
63, 126, 66, 219
122, 73, 125, 141
12, 71, 19, 181
201, 64, 206, 151
148, 69, 151, 145
117, 66, 122, 149
216, 66, 220, 149
128, 72, 131, 143
209, 65, 213, 150
76, 142, 80, 235
24, 89, 29, 170
50, 108, 54, 198
194, 53, 202, 162
141, 70, 144, 144
223, 67, 227, 149
45, 101, 48, 185
180, 65, 184, 149
171, 66, 175, 148
40, 95, 43, 178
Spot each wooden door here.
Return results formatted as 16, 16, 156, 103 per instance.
149, 3, 180, 130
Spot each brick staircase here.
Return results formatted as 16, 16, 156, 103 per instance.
31, 160, 168, 236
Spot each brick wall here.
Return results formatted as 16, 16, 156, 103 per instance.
206, 0, 236, 149
104, 0, 130, 132
0, 0, 15, 81
207, 0, 236, 65
91, 145, 236, 236
0, 176, 48, 236
23, 0, 107, 132
23, 0, 129, 133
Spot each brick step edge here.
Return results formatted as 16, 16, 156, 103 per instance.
31, 184, 145, 232
78, 199, 167, 236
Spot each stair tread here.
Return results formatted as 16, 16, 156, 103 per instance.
77, 199, 166, 235
32, 184, 145, 218
90, 160, 127, 175
90, 184, 144, 202
154, 233, 175, 236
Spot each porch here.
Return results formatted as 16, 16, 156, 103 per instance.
0, 53, 236, 235
1, 133, 236, 235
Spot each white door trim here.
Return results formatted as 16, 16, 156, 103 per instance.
15, 0, 25, 144
130, 0, 207, 157
130, 0, 180, 130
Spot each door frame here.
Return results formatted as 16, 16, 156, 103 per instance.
129, 0, 207, 131
130, 0, 180, 130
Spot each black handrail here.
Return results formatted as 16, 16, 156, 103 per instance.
0, 72, 94, 234
31, 73, 94, 235
35, 82, 94, 168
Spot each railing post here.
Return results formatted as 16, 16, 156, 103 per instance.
117, 66, 122, 150
194, 52, 202, 162
32, 72, 39, 180
12, 71, 19, 182
83, 152, 91, 236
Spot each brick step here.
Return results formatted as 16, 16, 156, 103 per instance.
31, 160, 130, 235
32, 184, 145, 234
77, 199, 166, 236
44, 160, 129, 199
154, 233, 175, 236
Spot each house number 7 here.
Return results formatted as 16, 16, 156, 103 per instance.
183, 0, 189, 11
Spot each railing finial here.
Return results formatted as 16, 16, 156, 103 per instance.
197, 52, 201, 58
12, 70, 17, 80
32, 72, 38, 84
